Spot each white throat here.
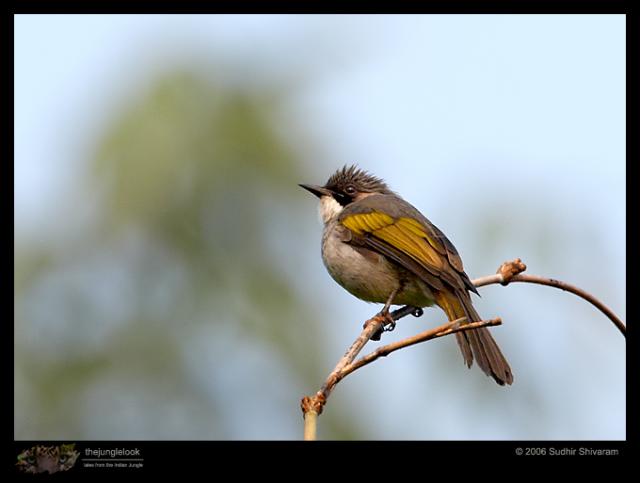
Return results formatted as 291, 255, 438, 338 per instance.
318, 195, 344, 224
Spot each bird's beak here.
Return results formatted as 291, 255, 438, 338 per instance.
298, 183, 333, 198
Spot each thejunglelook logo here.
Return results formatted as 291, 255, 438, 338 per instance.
16, 444, 80, 474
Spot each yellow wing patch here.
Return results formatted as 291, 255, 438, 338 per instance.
396, 217, 426, 237
341, 211, 394, 235
341, 212, 444, 270
397, 217, 445, 254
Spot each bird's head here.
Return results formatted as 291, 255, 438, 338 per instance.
299, 165, 394, 223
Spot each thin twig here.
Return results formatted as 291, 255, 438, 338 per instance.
303, 410, 317, 441
473, 260, 625, 336
340, 317, 502, 380
301, 306, 418, 439
319, 315, 385, 397
303, 308, 407, 408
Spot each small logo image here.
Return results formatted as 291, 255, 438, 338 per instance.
16, 443, 80, 474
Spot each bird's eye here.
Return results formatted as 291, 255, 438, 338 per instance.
344, 185, 356, 195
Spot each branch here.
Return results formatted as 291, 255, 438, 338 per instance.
300, 258, 625, 440
339, 317, 502, 383
474, 259, 625, 336
300, 305, 417, 440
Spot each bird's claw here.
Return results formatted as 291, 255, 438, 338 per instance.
380, 311, 396, 332
383, 320, 396, 332
368, 310, 396, 341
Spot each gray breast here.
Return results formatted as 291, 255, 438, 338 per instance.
320, 220, 430, 306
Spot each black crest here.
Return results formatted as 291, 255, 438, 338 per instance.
325, 165, 393, 195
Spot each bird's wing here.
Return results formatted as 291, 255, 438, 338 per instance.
338, 198, 477, 294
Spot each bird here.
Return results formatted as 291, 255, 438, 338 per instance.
300, 165, 513, 385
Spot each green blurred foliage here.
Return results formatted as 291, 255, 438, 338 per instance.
15, 69, 361, 439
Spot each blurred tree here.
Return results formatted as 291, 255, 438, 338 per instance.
15, 68, 362, 439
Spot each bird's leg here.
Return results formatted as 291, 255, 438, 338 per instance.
369, 288, 399, 341
380, 288, 398, 318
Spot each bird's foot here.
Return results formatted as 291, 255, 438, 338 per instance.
368, 310, 395, 341
370, 327, 384, 341
381, 312, 396, 333
368, 288, 401, 341
411, 307, 424, 318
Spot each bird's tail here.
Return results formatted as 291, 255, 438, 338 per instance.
434, 289, 513, 386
